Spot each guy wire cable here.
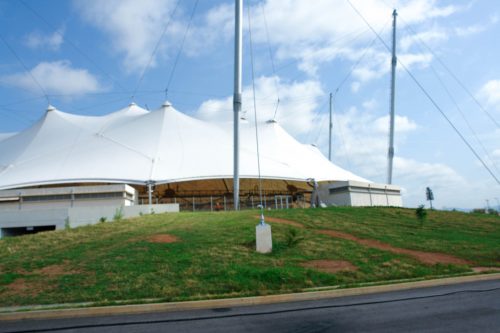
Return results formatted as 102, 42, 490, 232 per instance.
247, 3, 265, 219
399, 16, 500, 129
0, 35, 49, 105
165, 0, 200, 100
260, 2, 280, 120
345, 0, 500, 185
19, 0, 129, 94
131, 0, 182, 101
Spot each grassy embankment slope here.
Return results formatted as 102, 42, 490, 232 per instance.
0, 207, 498, 307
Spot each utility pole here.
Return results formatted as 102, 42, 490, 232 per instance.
328, 92, 333, 161
485, 199, 490, 214
387, 9, 397, 184
233, 0, 242, 210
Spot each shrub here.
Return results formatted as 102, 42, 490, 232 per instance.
284, 228, 304, 248
113, 207, 124, 221
416, 205, 427, 226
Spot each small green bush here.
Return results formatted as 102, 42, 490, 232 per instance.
284, 228, 304, 248
113, 207, 124, 221
416, 205, 427, 226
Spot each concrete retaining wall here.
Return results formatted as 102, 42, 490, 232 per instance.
0, 204, 179, 238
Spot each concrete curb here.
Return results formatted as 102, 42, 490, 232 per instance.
1, 273, 499, 321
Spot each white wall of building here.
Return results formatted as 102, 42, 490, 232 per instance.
0, 184, 137, 211
319, 181, 402, 207
0, 203, 179, 238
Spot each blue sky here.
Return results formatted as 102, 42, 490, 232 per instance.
0, 0, 499, 210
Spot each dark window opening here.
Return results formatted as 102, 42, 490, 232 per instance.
1, 225, 56, 238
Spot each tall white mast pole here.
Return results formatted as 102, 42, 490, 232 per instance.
387, 9, 397, 184
233, 0, 243, 210
329, 92, 333, 161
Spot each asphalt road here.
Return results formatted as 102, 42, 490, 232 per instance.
1, 279, 499, 333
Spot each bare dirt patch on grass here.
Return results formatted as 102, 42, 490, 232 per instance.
301, 260, 358, 274
147, 234, 179, 244
2, 261, 82, 300
3, 278, 48, 298
318, 230, 470, 266
255, 216, 305, 228
33, 261, 80, 277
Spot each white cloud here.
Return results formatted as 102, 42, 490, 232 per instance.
0, 61, 102, 96
394, 157, 464, 188
24, 28, 64, 51
398, 52, 433, 69
478, 79, 500, 108
374, 115, 418, 134
362, 98, 378, 110
348, 49, 432, 88
400, 29, 448, 52
73, 0, 460, 78
393, 157, 470, 207
398, 1, 458, 22
454, 24, 486, 37
240, 0, 458, 76
197, 76, 324, 136
305, 103, 481, 208
74, 0, 234, 73
490, 14, 499, 24
351, 82, 361, 93
74, 0, 178, 73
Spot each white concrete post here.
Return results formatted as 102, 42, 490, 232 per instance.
368, 184, 373, 206
256, 213, 272, 254
147, 181, 153, 214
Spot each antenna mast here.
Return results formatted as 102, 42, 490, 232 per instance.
233, 0, 243, 210
387, 9, 397, 184
329, 92, 333, 161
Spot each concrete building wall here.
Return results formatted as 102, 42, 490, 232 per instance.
0, 184, 136, 212
323, 192, 352, 206
319, 181, 402, 207
0, 204, 179, 239
67, 204, 179, 228
0, 198, 133, 211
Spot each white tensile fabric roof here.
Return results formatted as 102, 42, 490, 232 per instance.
0, 102, 369, 190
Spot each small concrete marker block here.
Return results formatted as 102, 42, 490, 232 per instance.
256, 223, 272, 253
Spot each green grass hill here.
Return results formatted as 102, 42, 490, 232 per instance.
0, 207, 498, 307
